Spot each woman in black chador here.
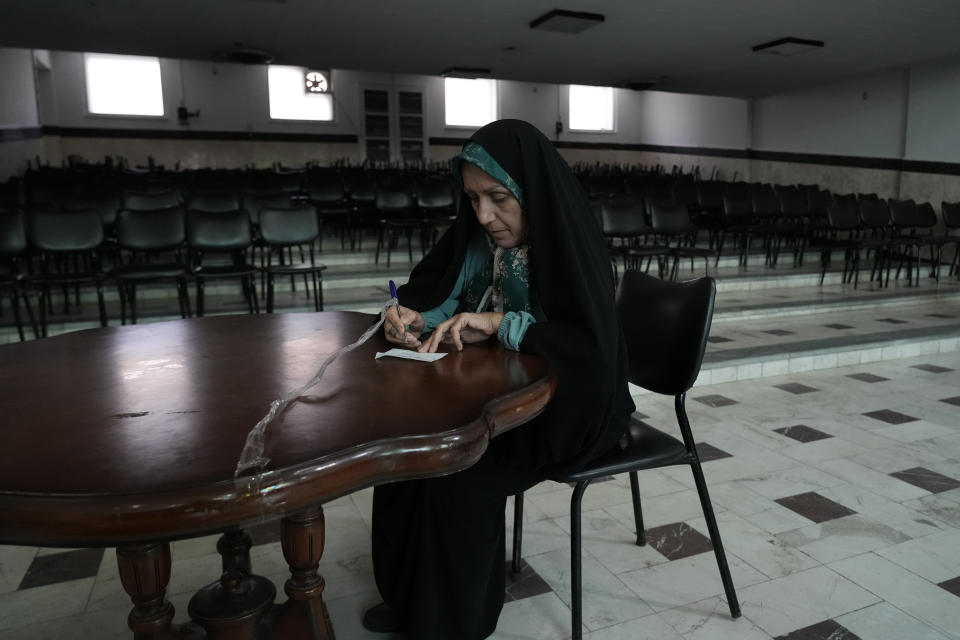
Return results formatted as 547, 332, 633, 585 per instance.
366, 118, 634, 639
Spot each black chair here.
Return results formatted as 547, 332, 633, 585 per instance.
0, 210, 38, 341
123, 189, 182, 211
942, 201, 960, 278
186, 209, 259, 316
258, 205, 327, 313
111, 207, 192, 324
27, 209, 108, 337
307, 177, 353, 250
415, 178, 457, 252
819, 195, 889, 288
857, 197, 894, 286
888, 199, 953, 285
511, 271, 739, 639
599, 199, 666, 281
185, 192, 241, 214
647, 200, 714, 280
374, 185, 419, 267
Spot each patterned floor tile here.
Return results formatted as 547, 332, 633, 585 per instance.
707, 335, 734, 343
937, 576, 960, 598
876, 318, 908, 324
926, 313, 956, 319
695, 442, 733, 462
774, 492, 856, 523
18, 548, 105, 590
774, 619, 862, 640
774, 425, 833, 443
644, 522, 713, 560
862, 409, 919, 425
846, 372, 889, 383
764, 329, 795, 336
911, 364, 954, 373
694, 394, 738, 407
244, 521, 283, 547
824, 323, 854, 330
504, 559, 552, 602
774, 383, 820, 395
940, 396, 960, 407
889, 467, 960, 494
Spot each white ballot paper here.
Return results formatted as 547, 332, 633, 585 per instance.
375, 349, 447, 362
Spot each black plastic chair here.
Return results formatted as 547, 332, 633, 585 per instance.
27, 209, 108, 337
510, 271, 740, 639
123, 189, 182, 211
647, 200, 714, 280
111, 207, 192, 324
942, 201, 960, 278
415, 178, 457, 252
258, 205, 327, 313
374, 185, 418, 267
0, 210, 38, 341
186, 209, 259, 316
185, 192, 241, 214
307, 177, 353, 250
599, 199, 666, 281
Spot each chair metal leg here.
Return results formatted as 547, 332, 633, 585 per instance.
569, 480, 590, 640
196, 280, 205, 317
511, 492, 524, 578
628, 471, 646, 546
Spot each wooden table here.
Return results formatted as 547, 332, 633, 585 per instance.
0, 312, 554, 639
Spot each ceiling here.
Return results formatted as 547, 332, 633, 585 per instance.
2, 0, 960, 97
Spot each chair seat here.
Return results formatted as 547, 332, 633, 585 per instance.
562, 416, 690, 483
263, 263, 327, 276
113, 265, 189, 280
193, 264, 258, 277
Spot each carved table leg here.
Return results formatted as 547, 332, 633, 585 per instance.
268, 506, 335, 639
116, 543, 205, 640
187, 530, 276, 639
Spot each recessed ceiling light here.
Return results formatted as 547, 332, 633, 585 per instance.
530, 9, 605, 34
753, 37, 824, 57
439, 67, 492, 79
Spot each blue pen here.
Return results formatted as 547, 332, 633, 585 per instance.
388, 280, 404, 341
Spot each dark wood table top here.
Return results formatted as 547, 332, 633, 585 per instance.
0, 312, 554, 547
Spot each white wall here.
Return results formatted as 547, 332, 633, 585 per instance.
751, 69, 908, 158
0, 48, 39, 128
904, 54, 960, 163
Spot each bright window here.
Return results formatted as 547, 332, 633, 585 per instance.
569, 84, 614, 131
268, 66, 333, 121
84, 53, 164, 117
444, 78, 497, 127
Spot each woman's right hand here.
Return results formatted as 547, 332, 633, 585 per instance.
385, 304, 425, 349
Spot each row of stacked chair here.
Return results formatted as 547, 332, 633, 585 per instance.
0, 203, 327, 341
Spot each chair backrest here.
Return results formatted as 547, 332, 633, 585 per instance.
307, 179, 346, 203
858, 198, 891, 229
116, 206, 186, 251
915, 202, 937, 230
615, 270, 716, 396
29, 210, 104, 252
123, 190, 182, 211
722, 194, 753, 220
0, 210, 28, 257
376, 186, 414, 211
751, 187, 780, 217
826, 197, 860, 231
241, 193, 291, 224
647, 199, 693, 235
600, 199, 647, 236
942, 201, 960, 229
185, 192, 241, 213
415, 180, 455, 210
696, 181, 725, 209
259, 205, 320, 246
888, 199, 918, 228
777, 186, 809, 217
186, 209, 252, 252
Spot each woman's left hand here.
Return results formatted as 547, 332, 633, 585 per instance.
418, 312, 504, 353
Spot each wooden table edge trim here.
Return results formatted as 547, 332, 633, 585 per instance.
0, 374, 555, 548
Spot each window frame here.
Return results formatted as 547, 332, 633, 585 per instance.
443, 77, 499, 130
568, 84, 616, 133
267, 65, 336, 124
82, 53, 167, 120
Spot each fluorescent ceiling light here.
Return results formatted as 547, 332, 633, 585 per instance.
753, 37, 824, 57
530, 10, 605, 34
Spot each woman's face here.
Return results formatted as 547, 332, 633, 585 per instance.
461, 162, 525, 248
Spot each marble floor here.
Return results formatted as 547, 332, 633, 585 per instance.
1, 239, 959, 639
